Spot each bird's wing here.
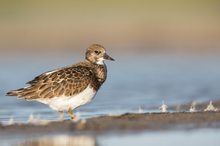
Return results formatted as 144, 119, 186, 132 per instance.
26, 69, 61, 85
8, 66, 94, 99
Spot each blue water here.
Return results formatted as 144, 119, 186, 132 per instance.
0, 54, 220, 123
98, 129, 220, 146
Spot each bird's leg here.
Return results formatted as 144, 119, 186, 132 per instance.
58, 111, 64, 121
67, 108, 75, 120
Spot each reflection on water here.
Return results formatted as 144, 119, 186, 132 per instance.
98, 129, 220, 146
16, 135, 97, 146
2, 129, 219, 146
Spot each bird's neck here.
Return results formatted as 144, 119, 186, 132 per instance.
94, 63, 107, 84
84, 59, 107, 84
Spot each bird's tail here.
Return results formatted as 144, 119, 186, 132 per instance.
6, 88, 26, 96
6, 87, 38, 100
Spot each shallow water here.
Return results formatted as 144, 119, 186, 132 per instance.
0, 54, 220, 123
99, 129, 220, 146
1, 129, 220, 146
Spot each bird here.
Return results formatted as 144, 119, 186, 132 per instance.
6, 44, 114, 120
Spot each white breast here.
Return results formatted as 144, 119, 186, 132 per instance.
36, 85, 96, 111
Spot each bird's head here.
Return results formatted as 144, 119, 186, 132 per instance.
85, 44, 115, 65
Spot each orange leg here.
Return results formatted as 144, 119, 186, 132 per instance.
67, 108, 75, 120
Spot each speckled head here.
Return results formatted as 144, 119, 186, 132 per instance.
85, 44, 114, 65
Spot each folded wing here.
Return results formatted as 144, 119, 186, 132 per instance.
7, 66, 94, 100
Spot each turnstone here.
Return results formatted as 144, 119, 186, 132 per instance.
7, 44, 114, 120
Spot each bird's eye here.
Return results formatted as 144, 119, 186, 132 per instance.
94, 50, 99, 54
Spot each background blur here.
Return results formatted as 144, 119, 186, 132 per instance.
0, 0, 220, 56
0, 0, 220, 122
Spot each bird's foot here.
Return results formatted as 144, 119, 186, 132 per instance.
68, 108, 76, 121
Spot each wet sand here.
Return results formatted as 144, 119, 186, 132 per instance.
1, 100, 220, 135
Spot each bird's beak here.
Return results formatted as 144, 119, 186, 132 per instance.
104, 53, 115, 61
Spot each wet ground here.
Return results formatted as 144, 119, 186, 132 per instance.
1, 111, 220, 133
1, 99, 220, 133
1, 108, 220, 146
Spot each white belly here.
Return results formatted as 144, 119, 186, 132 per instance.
36, 85, 96, 111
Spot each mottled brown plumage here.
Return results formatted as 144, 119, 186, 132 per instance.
7, 44, 114, 120
8, 62, 97, 99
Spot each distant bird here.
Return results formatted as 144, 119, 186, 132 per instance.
7, 44, 114, 120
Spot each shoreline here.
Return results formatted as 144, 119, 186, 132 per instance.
1, 100, 220, 135
1, 111, 220, 135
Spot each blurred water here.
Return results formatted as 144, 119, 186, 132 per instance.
0, 54, 220, 123
1, 129, 220, 146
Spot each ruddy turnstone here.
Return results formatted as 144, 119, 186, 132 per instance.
7, 44, 114, 120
